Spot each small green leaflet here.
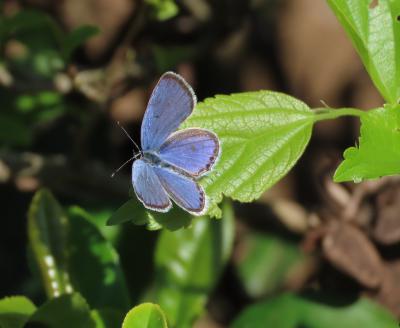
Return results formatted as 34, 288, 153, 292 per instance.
122, 303, 168, 328
145, 0, 179, 21
327, 0, 400, 104
182, 91, 315, 217
334, 105, 400, 182
0, 296, 36, 328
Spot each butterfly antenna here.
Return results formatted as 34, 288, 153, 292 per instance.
116, 121, 142, 155
110, 153, 141, 178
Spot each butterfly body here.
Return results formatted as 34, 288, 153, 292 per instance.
131, 72, 220, 216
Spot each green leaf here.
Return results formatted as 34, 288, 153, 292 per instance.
122, 303, 168, 328
62, 25, 100, 61
0, 10, 63, 46
107, 198, 148, 226
235, 232, 307, 298
145, 0, 179, 21
0, 296, 36, 328
0, 114, 31, 147
182, 91, 314, 217
27, 188, 72, 298
26, 293, 96, 328
152, 201, 235, 327
91, 308, 124, 328
334, 105, 400, 182
231, 292, 397, 328
67, 206, 130, 311
327, 0, 400, 104
107, 198, 193, 231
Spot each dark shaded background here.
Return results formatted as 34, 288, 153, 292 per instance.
1, 0, 399, 326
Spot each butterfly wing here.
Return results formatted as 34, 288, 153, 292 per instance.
154, 166, 206, 216
158, 128, 220, 177
132, 159, 172, 212
141, 72, 196, 151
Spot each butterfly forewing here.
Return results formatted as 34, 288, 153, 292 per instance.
132, 159, 172, 212
158, 128, 220, 177
141, 72, 196, 151
153, 166, 206, 215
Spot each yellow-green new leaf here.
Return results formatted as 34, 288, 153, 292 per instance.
334, 105, 400, 182
0, 296, 36, 328
327, 0, 400, 104
122, 303, 168, 328
183, 91, 314, 217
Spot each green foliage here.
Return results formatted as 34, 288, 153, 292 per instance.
26, 293, 96, 328
327, 0, 400, 104
0, 10, 63, 47
0, 10, 97, 148
145, 0, 179, 21
107, 197, 193, 231
91, 309, 124, 328
0, 296, 36, 328
183, 91, 314, 217
231, 293, 397, 328
151, 201, 234, 327
122, 303, 168, 328
1, 10, 98, 64
334, 105, 400, 182
67, 207, 130, 311
0, 113, 31, 146
28, 190, 130, 311
28, 188, 72, 298
235, 232, 306, 298
326, 0, 400, 182
107, 198, 148, 226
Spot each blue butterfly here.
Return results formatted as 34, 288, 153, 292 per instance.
131, 72, 220, 216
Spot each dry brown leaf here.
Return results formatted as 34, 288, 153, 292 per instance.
374, 261, 400, 318
373, 185, 400, 245
323, 222, 383, 288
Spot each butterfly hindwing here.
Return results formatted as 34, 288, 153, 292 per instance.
132, 159, 171, 212
141, 72, 196, 151
153, 166, 206, 216
158, 128, 220, 177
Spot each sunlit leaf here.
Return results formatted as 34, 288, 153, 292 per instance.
334, 105, 400, 182
152, 201, 235, 327
67, 206, 130, 311
122, 303, 168, 328
145, 0, 179, 21
26, 293, 96, 328
183, 91, 314, 217
327, 0, 400, 104
0, 296, 36, 328
232, 292, 397, 328
27, 188, 72, 298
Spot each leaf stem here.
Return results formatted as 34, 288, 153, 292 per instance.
313, 107, 365, 122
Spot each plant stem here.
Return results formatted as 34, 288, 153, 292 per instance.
313, 107, 365, 122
